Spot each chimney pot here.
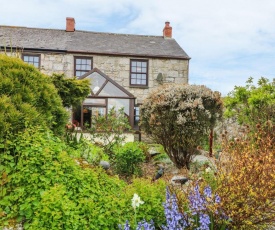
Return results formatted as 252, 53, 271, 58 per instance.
66, 17, 75, 32
163, 21, 172, 38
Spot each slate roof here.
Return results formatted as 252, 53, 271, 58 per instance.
0, 26, 190, 60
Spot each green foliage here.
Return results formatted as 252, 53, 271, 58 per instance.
0, 54, 68, 137
140, 84, 223, 169
217, 124, 275, 229
51, 73, 90, 108
0, 128, 124, 229
224, 77, 275, 129
0, 128, 166, 229
114, 142, 145, 177
66, 132, 108, 165
88, 107, 132, 157
121, 178, 167, 228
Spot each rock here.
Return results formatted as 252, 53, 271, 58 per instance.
148, 148, 161, 157
171, 176, 189, 186
100, 160, 110, 170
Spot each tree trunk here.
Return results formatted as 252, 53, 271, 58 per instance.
209, 128, 213, 157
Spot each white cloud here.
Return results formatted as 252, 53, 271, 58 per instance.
1, 0, 275, 95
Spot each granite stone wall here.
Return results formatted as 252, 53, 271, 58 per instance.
39, 53, 189, 103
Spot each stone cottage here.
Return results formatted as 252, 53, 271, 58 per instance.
0, 18, 190, 130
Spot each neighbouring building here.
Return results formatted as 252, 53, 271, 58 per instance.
0, 18, 190, 130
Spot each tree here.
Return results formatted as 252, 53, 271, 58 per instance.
139, 84, 223, 169
51, 73, 91, 108
224, 77, 275, 132
0, 54, 68, 137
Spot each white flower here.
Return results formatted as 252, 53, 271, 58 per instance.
205, 167, 212, 173
131, 193, 144, 209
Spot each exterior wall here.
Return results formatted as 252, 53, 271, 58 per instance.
7, 52, 189, 103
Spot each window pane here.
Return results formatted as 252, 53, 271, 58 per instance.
108, 98, 130, 116
130, 60, 147, 86
99, 82, 128, 97
86, 72, 107, 94
23, 55, 40, 68
83, 98, 106, 105
76, 71, 87, 77
75, 58, 92, 76
92, 107, 106, 117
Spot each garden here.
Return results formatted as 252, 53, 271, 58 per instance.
0, 54, 274, 230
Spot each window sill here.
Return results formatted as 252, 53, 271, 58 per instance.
129, 85, 149, 89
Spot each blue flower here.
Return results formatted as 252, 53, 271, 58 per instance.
119, 220, 131, 230
189, 184, 207, 215
137, 220, 155, 230
214, 194, 221, 204
203, 186, 212, 198
198, 213, 210, 230
162, 187, 189, 229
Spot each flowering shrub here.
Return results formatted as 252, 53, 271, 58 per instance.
120, 184, 228, 230
140, 84, 223, 169
217, 123, 275, 229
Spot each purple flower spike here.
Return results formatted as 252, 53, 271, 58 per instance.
162, 187, 189, 229
203, 186, 212, 198
119, 220, 131, 230
199, 213, 210, 230
188, 184, 207, 215
214, 194, 221, 204
137, 220, 155, 230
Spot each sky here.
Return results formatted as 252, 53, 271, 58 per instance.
1, 0, 275, 96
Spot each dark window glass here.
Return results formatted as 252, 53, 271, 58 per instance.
130, 60, 148, 86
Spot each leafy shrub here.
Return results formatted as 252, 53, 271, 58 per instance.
137, 142, 150, 162
0, 54, 68, 137
140, 84, 223, 169
0, 128, 125, 229
51, 73, 90, 108
114, 142, 145, 177
120, 178, 167, 228
224, 77, 275, 134
0, 128, 166, 229
64, 129, 108, 165
217, 123, 275, 229
88, 107, 132, 157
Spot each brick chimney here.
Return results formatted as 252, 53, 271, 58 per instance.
66, 17, 75, 32
163, 21, 172, 38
